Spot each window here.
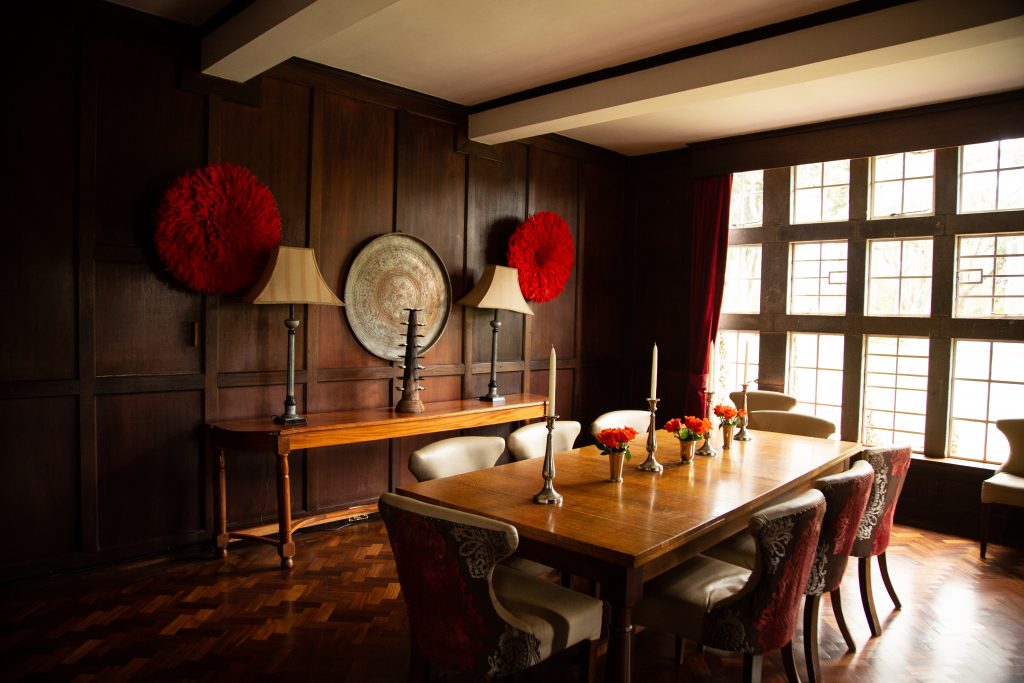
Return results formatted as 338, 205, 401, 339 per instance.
865, 238, 933, 316
948, 340, 1024, 463
789, 241, 847, 315
791, 160, 850, 223
959, 137, 1024, 213
721, 245, 762, 314
870, 149, 934, 218
712, 330, 759, 400
954, 232, 1024, 318
787, 332, 844, 432
729, 170, 764, 228
862, 336, 929, 452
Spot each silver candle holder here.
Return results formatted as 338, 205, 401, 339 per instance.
735, 380, 755, 441
637, 397, 663, 473
533, 414, 563, 505
696, 390, 717, 456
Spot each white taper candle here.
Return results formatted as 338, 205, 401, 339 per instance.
650, 343, 658, 399
548, 346, 557, 416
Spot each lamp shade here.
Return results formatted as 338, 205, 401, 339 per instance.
245, 246, 344, 306
457, 265, 533, 315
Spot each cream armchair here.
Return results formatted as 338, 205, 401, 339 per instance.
980, 419, 1024, 559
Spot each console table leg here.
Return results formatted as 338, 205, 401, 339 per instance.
277, 450, 295, 570
214, 448, 228, 559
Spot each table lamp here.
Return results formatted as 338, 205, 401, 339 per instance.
457, 265, 533, 403
245, 246, 344, 424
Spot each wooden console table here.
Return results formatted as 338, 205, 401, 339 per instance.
207, 394, 547, 568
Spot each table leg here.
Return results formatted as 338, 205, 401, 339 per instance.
604, 569, 642, 683
276, 449, 295, 569
214, 447, 228, 559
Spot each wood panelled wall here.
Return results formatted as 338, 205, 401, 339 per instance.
2, 5, 627, 579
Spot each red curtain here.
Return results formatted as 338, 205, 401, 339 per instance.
684, 175, 732, 416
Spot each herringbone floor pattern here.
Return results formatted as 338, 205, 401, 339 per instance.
1, 520, 1021, 682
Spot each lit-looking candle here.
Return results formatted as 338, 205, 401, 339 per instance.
548, 346, 557, 416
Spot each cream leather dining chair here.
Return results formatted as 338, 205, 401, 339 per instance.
980, 418, 1024, 559
747, 410, 836, 439
408, 435, 505, 482
729, 390, 798, 413
589, 410, 649, 442
508, 420, 581, 461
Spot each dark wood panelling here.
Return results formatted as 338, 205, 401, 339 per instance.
395, 112, 466, 368
3, 17, 77, 383
95, 262, 202, 376
580, 162, 627, 363
528, 148, 580, 363
96, 392, 203, 548
317, 93, 395, 370
0, 398, 79, 562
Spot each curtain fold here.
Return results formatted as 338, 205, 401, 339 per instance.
684, 175, 732, 417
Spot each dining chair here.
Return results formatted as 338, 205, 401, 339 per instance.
729, 390, 798, 412
508, 420, 582, 461
980, 418, 1024, 559
407, 435, 505, 482
747, 410, 836, 439
589, 410, 649, 441
634, 488, 826, 683
850, 445, 912, 637
704, 461, 876, 683
378, 492, 603, 682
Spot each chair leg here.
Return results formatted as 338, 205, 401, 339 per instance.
859, 556, 882, 637
742, 653, 763, 683
877, 551, 902, 610
579, 638, 596, 683
408, 647, 429, 683
803, 594, 822, 683
980, 503, 992, 559
780, 640, 801, 683
674, 636, 685, 665
829, 588, 857, 652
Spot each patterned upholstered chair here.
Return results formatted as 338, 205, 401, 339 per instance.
508, 420, 582, 461
747, 410, 836, 439
408, 435, 505, 482
730, 390, 798, 413
378, 493, 603, 682
851, 445, 912, 637
981, 419, 1024, 559
704, 461, 875, 682
634, 489, 825, 683
589, 410, 649, 442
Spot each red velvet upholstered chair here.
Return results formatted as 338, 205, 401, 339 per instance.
378, 493, 603, 682
850, 445, 912, 637
634, 489, 825, 683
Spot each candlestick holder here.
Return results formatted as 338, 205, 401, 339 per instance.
533, 414, 563, 505
696, 390, 717, 456
735, 381, 755, 441
637, 398, 663, 473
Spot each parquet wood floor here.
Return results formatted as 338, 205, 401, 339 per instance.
1, 519, 1021, 682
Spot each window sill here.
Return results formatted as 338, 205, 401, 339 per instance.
912, 453, 1000, 473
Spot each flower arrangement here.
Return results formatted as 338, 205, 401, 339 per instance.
664, 416, 712, 441
713, 403, 747, 427
596, 427, 638, 461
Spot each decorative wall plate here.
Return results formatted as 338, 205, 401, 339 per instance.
344, 233, 452, 361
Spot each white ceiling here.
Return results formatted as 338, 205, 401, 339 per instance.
110, 0, 1024, 155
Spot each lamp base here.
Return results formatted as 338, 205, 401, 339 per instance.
273, 414, 307, 425
477, 393, 506, 404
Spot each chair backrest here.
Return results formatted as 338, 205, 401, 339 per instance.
996, 419, 1024, 476
730, 390, 798, 412
508, 420, 582, 461
408, 436, 505, 482
704, 488, 825, 654
850, 445, 912, 558
747, 410, 836, 438
378, 493, 541, 674
806, 460, 875, 596
589, 410, 649, 440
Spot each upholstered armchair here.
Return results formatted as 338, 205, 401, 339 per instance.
634, 489, 826, 683
729, 390, 798, 413
508, 420, 582, 461
747, 410, 837, 439
408, 435, 505, 482
378, 493, 603, 681
980, 418, 1024, 559
850, 445, 912, 637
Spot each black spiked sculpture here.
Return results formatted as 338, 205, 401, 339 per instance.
395, 307, 425, 413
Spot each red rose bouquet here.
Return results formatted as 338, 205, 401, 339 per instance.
713, 403, 745, 427
597, 427, 639, 462
664, 416, 712, 442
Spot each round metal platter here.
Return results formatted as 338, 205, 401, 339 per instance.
343, 233, 452, 361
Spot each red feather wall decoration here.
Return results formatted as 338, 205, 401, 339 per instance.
507, 211, 574, 303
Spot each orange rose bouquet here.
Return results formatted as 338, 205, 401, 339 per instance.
597, 427, 638, 461
713, 403, 746, 427
664, 416, 711, 442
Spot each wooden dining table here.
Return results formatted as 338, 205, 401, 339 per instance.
397, 428, 862, 683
